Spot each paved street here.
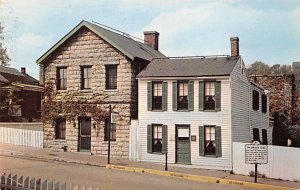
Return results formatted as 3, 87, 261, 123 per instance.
0, 155, 257, 190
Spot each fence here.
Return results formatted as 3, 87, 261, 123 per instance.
0, 123, 43, 148
233, 142, 300, 181
0, 173, 103, 190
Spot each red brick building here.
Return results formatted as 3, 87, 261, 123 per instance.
0, 66, 43, 122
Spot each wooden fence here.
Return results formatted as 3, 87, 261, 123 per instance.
0, 123, 43, 148
0, 173, 103, 190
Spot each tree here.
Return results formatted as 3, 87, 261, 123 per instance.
270, 64, 280, 74
0, 87, 23, 116
278, 64, 292, 74
272, 111, 289, 146
0, 22, 10, 66
292, 62, 300, 89
288, 125, 300, 147
248, 61, 271, 75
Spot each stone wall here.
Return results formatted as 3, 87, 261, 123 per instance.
250, 74, 297, 123
42, 26, 140, 158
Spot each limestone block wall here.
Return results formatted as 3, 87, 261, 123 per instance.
41, 26, 140, 158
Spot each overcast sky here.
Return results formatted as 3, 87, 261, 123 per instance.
1, 0, 300, 79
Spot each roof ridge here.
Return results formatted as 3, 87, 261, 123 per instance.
152, 55, 232, 60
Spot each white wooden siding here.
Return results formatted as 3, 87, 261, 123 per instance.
250, 85, 271, 144
138, 79, 232, 171
230, 59, 252, 143
230, 59, 270, 144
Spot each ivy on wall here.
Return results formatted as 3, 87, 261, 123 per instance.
42, 81, 111, 124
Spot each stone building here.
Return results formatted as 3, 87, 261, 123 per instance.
36, 20, 164, 158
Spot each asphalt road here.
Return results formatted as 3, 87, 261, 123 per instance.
0, 155, 257, 190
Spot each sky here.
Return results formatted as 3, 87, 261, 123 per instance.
0, 0, 300, 79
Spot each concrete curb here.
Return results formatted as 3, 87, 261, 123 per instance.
1, 150, 298, 190
106, 164, 299, 190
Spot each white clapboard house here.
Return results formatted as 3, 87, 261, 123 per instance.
134, 37, 271, 170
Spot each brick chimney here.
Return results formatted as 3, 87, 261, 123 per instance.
144, 31, 159, 50
21, 67, 26, 74
230, 37, 239, 57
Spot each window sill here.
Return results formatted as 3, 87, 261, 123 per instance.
54, 139, 66, 142
80, 89, 93, 93
149, 152, 164, 155
202, 110, 219, 112
176, 110, 190, 112
151, 110, 163, 112
104, 89, 118, 92
57, 90, 68, 93
103, 140, 117, 143
203, 155, 218, 158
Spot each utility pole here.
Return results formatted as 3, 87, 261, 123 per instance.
107, 105, 111, 164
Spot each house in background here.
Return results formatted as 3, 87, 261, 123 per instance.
135, 37, 270, 170
37, 20, 164, 157
0, 66, 43, 122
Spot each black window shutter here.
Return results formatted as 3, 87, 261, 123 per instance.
162, 125, 168, 154
147, 125, 153, 153
199, 81, 204, 111
162, 82, 168, 111
188, 81, 194, 111
172, 81, 178, 111
215, 81, 221, 111
147, 82, 152, 111
215, 126, 222, 157
199, 126, 205, 156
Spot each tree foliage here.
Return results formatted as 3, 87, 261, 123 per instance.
0, 22, 10, 66
0, 87, 23, 116
288, 125, 300, 147
272, 111, 289, 146
248, 61, 293, 75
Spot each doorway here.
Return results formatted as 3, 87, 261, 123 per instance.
176, 125, 191, 164
78, 117, 91, 152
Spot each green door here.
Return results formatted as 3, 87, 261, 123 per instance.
176, 125, 191, 164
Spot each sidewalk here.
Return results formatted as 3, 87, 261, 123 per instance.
0, 143, 299, 190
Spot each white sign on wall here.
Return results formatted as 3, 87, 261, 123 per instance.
245, 142, 268, 164
178, 128, 189, 137
111, 113, 117, 124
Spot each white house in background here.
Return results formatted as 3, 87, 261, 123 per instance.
135, 37, 270, 171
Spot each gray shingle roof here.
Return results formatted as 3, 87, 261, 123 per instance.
0, 66, 24, 76
87, 22, 165, 61
37, 20, 165, 64
0, 66, 39, 85
137, 56, 240, 78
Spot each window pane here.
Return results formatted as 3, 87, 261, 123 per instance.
205, 127, 210, 133
205, 82, 215, 96
204, 126, 216, 155
106, 65, 117, 89
152, 125, 162, 153
153, 83, 162, 96
205, 134, 211, 140
154, 126, 158, 137
179, 83, 188, 96
56, 118, 66, 139
210, 127, 215, 134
